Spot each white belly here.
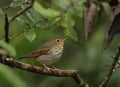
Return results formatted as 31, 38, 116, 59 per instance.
37, 47, 63, 65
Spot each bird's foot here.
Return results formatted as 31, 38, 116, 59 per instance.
42, 64, 51, 73
49, 65, 59, 70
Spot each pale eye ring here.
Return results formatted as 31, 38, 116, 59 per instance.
56, 39, 60, 42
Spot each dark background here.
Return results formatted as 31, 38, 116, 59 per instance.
0, 0, 120, 87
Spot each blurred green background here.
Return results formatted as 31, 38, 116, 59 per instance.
0, 0, 120, 87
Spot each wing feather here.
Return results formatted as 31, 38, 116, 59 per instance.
19, 46, 50, 59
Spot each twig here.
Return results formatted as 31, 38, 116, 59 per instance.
9, 0, 35, 24
99, 45, 120, 87
9, 0, 80, 40
4, 14, 9, 43
73, 73, 89, 87
10, 31, 24, 40
0, 58, 89, 87
2, 1, 89, 87
10, 21, 41, 40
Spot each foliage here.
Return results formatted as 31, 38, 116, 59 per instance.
0, 0, 120, 87
0, 64, 27, 87
0, 40, 16, 56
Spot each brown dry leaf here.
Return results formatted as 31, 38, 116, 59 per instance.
102, 13, 120, 50
109, 0, 120, 15
112, 4, 120, 15
102, 1, 120, 50
84, 2, 97, 40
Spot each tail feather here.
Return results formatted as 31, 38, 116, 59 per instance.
18, 56, 33, 59
18, 57, 27, 60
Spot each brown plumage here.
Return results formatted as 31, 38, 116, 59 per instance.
19, 37, 66, 65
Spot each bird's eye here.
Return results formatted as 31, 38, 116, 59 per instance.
56, 39, 60, 42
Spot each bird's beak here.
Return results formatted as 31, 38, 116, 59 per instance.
64, 37, 68, 40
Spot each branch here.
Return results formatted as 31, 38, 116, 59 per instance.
99, 45, 120, 87
0, 58, 89, 87
9, 0, 35, 24
1, 1, 90, 87
4, 14, 9, 43
9, 0, 80, 40
2, 1, 89, 86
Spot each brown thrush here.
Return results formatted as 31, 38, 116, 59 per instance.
19, 37, 66, 66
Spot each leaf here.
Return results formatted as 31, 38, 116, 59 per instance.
102, 13, 120, 50
33, 2, 60, 18
10, 0, 23, 7
61, 13, 78, 41
0, 48, 8, 55
109, 0, 120, 15
24, 7, 45, 28
64, 28, 78, 41
34, 17, 52, 29
84, 2, 97, 40
0, 64, 27, 87
61, 13, 75, 28
52, 0, 67, 10
24, 30, 36, 42
74, 1, 84, 17
25, 8, 41, 23
0, 40, 16, 56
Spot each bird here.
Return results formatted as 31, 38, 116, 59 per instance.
19, 37, 66, 68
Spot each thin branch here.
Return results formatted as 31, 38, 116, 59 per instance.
10, 31, 24, 40
1, 1, 90, 87
9, 0, 80, 40
0, 58, 89, 87
73, 73, 89, 87
4, 14, 9, 43
10, 21, 41, 40
9, 0, 35, 24
99, 45, 120, 87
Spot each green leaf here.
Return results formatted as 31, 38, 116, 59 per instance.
34, 2, 60, 18
74, 1, 84, 17
61, 13, 75, 28
21, 4, 43, 24
25, 8, 41, 23
24, 30, 36, 42
52, 0, 67, 10
10, 0, 23, 7
35, 20, 51, 29
0, 40, 16, 56
64, 28, 78, 41
60, 13, 78, 41
0, 49, 8, 55
0, 64, 27, 87
31, 17, 52, 29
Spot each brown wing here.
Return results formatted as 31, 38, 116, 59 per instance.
19, 47, 50, 59
19, 38, 55, 59
26, 47, 50, 58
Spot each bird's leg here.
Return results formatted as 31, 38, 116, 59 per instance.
41, 63, 59, 73
49, 65, 59, 70
42, 63, 49, 68
42, 63, 51, 72
50, 65, 56, 69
